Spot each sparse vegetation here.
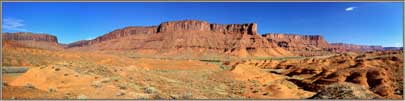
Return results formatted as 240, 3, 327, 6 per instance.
181, 92, 193, 99
144, 87, 158, 94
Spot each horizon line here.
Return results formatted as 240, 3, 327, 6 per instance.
2, 31, 402, 48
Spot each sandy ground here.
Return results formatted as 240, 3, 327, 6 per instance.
2, 46, 403, 99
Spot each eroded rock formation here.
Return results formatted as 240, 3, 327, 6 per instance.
262, 33, 329, 50
262, 33, 331, 56
237, 50, 403, 99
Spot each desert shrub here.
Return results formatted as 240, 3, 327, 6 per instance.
48, 88, 57, 93
219, 65, 232, 70
144, 87, 158, 94
117, 84, 127, 90
181, 92, 193, 99
54, 68, 61, 71
310, 83, 382, 99
64, 93, 74, 99
252, 90, 259, 93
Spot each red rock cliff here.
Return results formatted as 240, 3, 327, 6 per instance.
262, 33, 329, 50
157, 20, 211, 32
210, 23, 257, 35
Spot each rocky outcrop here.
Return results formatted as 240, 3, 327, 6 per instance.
2, 32, 58, 43
329, 43, 384, 52
310, 83, 382, 99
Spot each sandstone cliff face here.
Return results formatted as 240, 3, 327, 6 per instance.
329, 43, 384, 52
210, 23, 257, 35
158, 20, 210, 32
66, 26, 158, 48
157, 20, 258, 34
262, 33, 329, 49
95, 26, 158, 42
68, 20, 292, 59
2, 32, 63, 50
262, 33, 330, 56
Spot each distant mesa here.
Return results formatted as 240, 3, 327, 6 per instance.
383, 47, 403, 51
2, 32, 58, 43
329, 43, 384, 52
1, 32, 63, 50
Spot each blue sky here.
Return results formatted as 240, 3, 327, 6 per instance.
2, 2, 403, 47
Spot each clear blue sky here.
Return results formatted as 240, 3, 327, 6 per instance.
2, 2, 403, 47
